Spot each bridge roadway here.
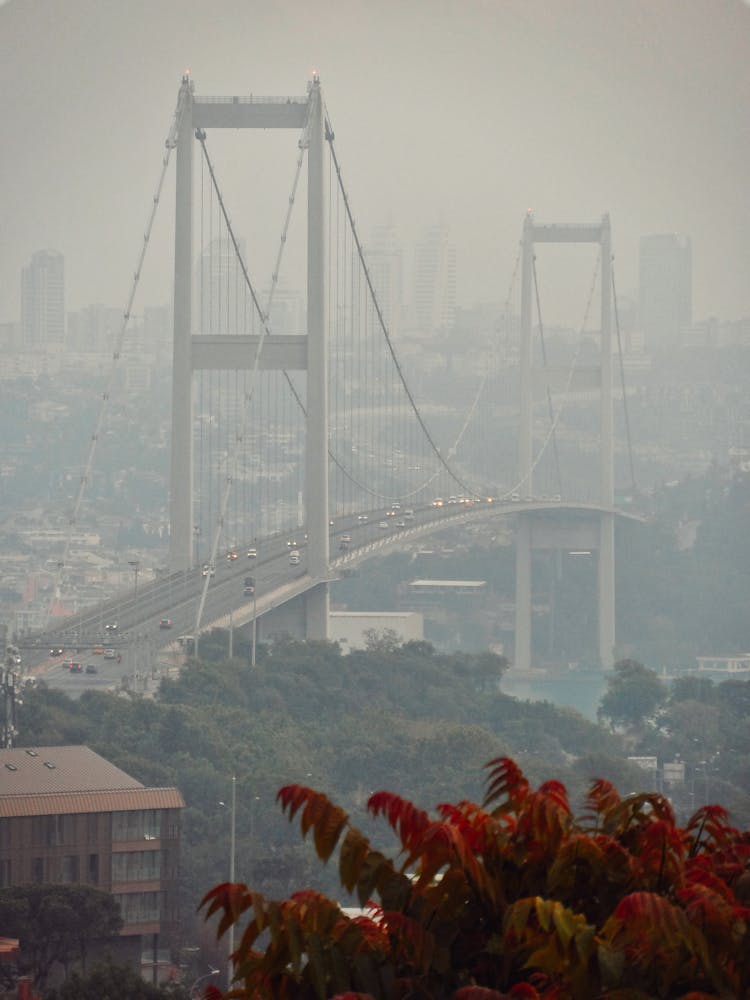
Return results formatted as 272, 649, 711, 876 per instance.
19, 498, 642, 687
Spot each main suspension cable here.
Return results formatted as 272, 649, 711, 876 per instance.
324, 110, 480, 500
193, 121, 311, 634
500, 251, 601, 499
47, 80, 190, 622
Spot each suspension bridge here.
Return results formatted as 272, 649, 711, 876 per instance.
7, 73, 644, 703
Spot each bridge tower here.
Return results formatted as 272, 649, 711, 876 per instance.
168, 74, 330, 638
514, 215, 614, 670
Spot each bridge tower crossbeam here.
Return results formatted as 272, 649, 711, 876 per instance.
169, 74, 330, 639
515, 215, 615, 670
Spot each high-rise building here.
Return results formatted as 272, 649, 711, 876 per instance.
365, 225, 403, 338
66, 303, 122, 353
197, 238, 248, 335
263, 282, 305, 336
413, 226, 456, 336
638, 234, 692, 348
21, 250, 65, 349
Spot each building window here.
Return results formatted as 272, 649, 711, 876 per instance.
45, 815, 68, 847
0, 820, 10, 850
61, 855, 79, 884
113, 891, 161, 924
31, 857, 44, 883
32, 816, 45, 847
0, 859, 11, 887
112, 810, 161, 842
87, 813, 98, 844
88, 853, 99, 885
112, 850, 161, 883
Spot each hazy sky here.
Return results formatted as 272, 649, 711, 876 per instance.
1, 0, 749, 328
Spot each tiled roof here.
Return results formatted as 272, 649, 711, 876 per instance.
0, 937, 20, 963
0, 746, 144, 794
0, 786, 185, 818
0, 746, 185, 816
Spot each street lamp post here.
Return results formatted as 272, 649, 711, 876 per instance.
189, 967, 220, 1000
219, 776, 237, 991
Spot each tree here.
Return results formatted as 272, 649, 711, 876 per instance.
45, 959, 188, 1000
0, 885, 122, 988
362, 628, 401, 654
202, 757, 750, 998
597, 658, 667, 730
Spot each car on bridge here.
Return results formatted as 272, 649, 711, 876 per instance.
67, 661, 83, 673
339, 534, 351, 551
227, 550, 238, 561
50, 646, 63, 657
201, 564, 215, 577
105, 622, 118, 632
159, 618, 172, 630
289, 550, 301, 565
247, 547, 257, 559
104, 649, 116, 660
243, 576, 255, 596
85, 664, 98, 675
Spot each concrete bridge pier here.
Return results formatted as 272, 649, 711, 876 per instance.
513, 510, 614, 671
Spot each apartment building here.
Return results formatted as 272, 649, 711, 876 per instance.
0, 746, 184, 983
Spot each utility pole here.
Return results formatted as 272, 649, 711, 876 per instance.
228, 775, 236, 990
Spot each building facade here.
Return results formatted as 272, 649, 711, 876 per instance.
638, 233, 692, 349
0, 746, 184, 983
20, 251, 65, 350
413, 225, 456, 336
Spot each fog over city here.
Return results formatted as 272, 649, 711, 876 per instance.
1, 0, 749, 326
5, 5, 750, 992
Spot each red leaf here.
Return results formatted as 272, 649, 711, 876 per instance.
583, 778, 621, 827
455, 988, 512, 999
367, 790, 430, 852
277, 785, 349, 862
483, 757, 530, 811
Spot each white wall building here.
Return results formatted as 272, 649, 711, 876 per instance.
329, 611, 423, 650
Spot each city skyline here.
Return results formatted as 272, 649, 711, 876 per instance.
1, 0, 748, 330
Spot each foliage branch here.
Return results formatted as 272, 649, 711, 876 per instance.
207, 758, 750, 997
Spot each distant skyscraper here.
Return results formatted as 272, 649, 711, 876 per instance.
638, 234, 692, 348
413, 225, 456, 335
365, 225, 403, 337
67, 303, 122, 353
21, 250, 65, 349
263, 282, 305, 336
197, 238, 248, 334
